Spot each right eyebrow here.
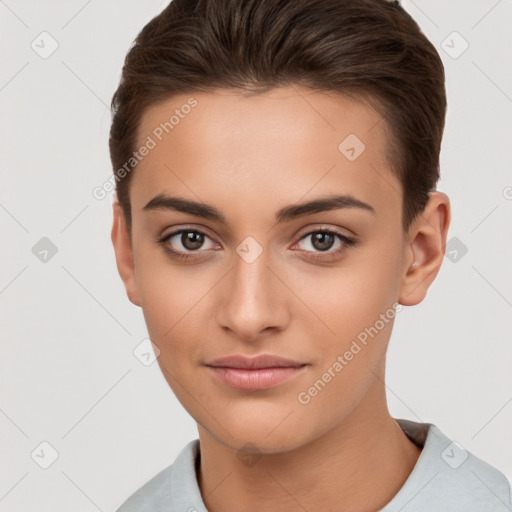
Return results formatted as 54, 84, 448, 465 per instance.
143, 194, 227, 222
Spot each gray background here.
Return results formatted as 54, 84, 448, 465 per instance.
1, 0, 511, 510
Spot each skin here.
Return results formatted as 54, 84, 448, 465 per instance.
111, 86, 450, 512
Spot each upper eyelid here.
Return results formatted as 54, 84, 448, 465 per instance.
162, 225, 218, 241
163, 222, 353, 237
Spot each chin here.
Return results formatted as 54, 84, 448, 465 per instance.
199, 409, 316, 455
223, 431, 307, 455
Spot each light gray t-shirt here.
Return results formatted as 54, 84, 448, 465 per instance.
116, 419, 512, 511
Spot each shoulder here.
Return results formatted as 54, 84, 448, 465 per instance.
115, 439, 200, 512
384, 420, 512, 511
115, 463, 174, 512
434, 436, 512, 511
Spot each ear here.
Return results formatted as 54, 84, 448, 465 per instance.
398, 191, 451, 306
111, 200, 142, 307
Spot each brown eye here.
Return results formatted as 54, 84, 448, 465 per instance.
296, 230, 353, 254
180, 231, 205, 251
159, 229, 218, 257
310, 232, 336, 251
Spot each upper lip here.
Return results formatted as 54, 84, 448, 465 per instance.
205, 354, 307, 369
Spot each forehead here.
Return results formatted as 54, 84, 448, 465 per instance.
131, 86, 402, 224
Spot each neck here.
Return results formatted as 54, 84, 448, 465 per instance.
196, 376, 422, 512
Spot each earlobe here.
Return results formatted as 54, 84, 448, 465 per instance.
398, 192, 451, 306
111, 200, 142, 307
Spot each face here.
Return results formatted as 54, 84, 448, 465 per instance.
113, 86, 432, 454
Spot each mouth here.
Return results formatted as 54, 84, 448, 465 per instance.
205, 366, 308, 390
204, 354, 308, 390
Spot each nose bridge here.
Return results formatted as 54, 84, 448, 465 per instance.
217, 237, 286, 340
231, 240, 273, 314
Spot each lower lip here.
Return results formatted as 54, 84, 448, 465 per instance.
206, 366, 307, 390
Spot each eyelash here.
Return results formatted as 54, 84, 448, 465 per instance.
157, 227, 357, 262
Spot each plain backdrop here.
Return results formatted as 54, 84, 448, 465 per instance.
1, 0, 511, 510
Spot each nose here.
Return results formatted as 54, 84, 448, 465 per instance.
215, 244, 290, 343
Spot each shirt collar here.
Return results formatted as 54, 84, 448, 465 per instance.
169, 419, 446, 512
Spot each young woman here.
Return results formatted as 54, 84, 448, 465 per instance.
109, 0, 511, 510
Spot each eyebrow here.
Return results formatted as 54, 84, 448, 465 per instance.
143, 193, 375, 224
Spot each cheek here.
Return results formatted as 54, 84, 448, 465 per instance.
289, 244, 402, 402
294, 246, 403, 344
135, 260, 211, 409
134, 246, 228, 387
135, 242, 211, 335
293, 290, 397, 437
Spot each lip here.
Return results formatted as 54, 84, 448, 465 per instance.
206, 354, 306, 369
205, 354, 308, 390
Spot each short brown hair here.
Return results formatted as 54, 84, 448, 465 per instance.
109, 0, 446, 233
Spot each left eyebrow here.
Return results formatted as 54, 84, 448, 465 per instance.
275, 194, 375, 223
142, 193, 375, 224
